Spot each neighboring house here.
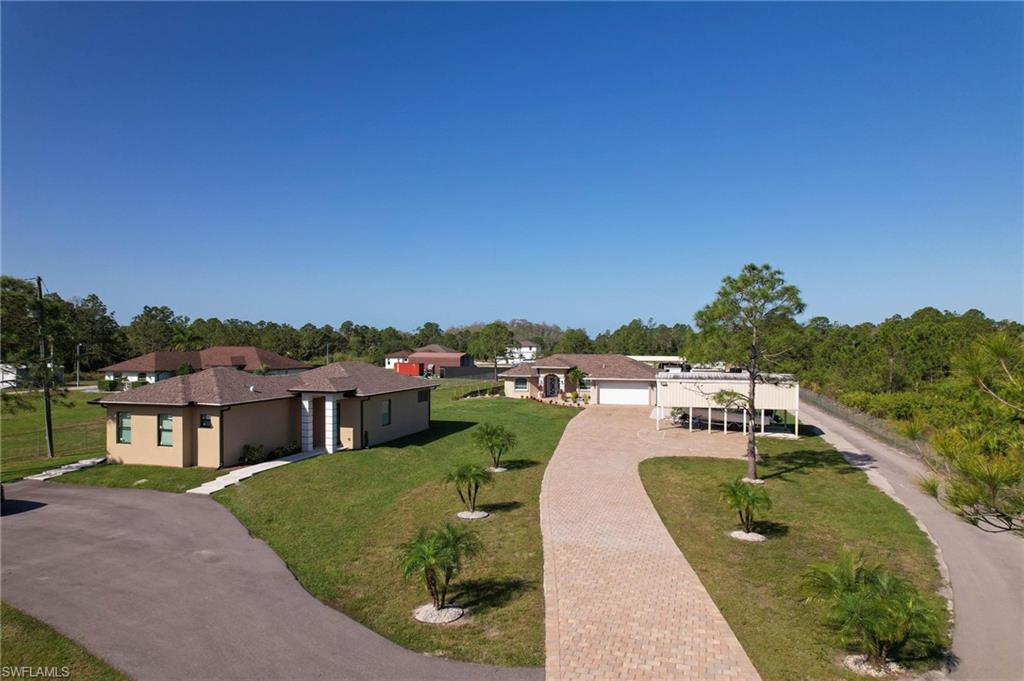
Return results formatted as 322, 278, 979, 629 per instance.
0, 364, 28, 390
93, 361, 437, 468
100, 346, 311, 384
504, 339, 540, 364
628, 355, 689, 373
500, 354, 657, 405
407, 344, 474, 376
384, 350, 411, 370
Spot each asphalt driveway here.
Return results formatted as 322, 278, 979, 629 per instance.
800, 403, 1024, 681
0, 480, 542, 681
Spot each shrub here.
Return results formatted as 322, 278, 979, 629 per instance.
96, 379, 120, 392
399, 523, 481, 610
129, 381, 146, 390
718, 477, 771, 533
443, 464, 493, 513
176, 362, 195, 376
804, 548, 946, 666
239, 444, 267, 465
472, 423, 518, 469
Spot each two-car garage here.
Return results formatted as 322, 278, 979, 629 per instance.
592, 380, 653, 405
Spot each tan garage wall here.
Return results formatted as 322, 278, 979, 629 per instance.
362, 389, 430, 448
105, 405, 190, 467
221, 398, 300, 467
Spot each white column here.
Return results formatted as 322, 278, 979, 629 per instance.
708, 407, 712, 433
760, 409, 766, 434
300, 393, 314, 452
324, 395, 337, 453
655, 382, 661, 431
794, 410, 799, 437
743, 410, 747, 434
688, 407, 693, 432
723, 407, 728, 433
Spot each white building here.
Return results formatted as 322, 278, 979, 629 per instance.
654, 371, 800, 435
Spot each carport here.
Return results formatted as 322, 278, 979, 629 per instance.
653, 371, 800, 435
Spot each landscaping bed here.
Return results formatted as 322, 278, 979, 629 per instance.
216, 397, 576, 667
0, 602, 130, 681
640, 434, 949, 681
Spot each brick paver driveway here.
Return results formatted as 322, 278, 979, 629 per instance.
540, 406, 761, 681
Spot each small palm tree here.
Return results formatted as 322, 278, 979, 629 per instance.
399, 523, 480, 610
718, 477, 772, 533
444, 464, 493, 513
472, 423, 518, 470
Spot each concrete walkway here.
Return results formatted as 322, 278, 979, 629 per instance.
0, 481, 541, 681
799, 403, 1024, 681
540, 406, 761, 681
186, 448, 326, 495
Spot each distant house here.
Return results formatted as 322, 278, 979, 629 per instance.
500, 354, 657, 405
93, 361, 437, 468
0, 364, 28, 390
628, 355, 689, 373
384, 350, 411, 370
407, 344, 474, 377
505, 339, 540, 364
100, 346, 311, 384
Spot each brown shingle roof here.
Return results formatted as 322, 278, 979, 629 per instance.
95, 368, 298, 407
288, 361, 437, 396
100, 346, 310, 374
385, 350, 411, 358
414, 344, 458, 353
95, 362, 436, 407
499, 354, 656, 380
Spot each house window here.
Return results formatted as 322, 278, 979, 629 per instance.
514, 378, 528, 391
116, 412, 132, 444
199, 413, 213, 428
138, 373, 148, 382
381, 399, 392, 426
418, 389, 429, 403
580, 377, 591, 389
157, 414, 173, 447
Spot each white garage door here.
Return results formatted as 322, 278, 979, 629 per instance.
596, 381, 651, 405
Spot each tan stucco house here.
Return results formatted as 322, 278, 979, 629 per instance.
94, 362, 437, 468
499, 354, 657, 405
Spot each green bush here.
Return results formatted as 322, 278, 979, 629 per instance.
96, 379, 120, 392
129, 381, 146, 390
804, 548, 946, 666
239, 442, 301, 465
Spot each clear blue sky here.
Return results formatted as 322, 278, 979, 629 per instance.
3, 2, 1021, 333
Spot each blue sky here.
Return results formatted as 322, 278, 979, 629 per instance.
3, 2, 1021, 333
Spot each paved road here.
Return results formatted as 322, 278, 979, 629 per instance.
540, 406, 760, 681
800, 403, 1024, 681
1, 481, 542, 681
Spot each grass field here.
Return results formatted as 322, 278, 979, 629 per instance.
217, 395, 575, 667
640, 435, 949, 681
0, 602, 130, 681
1, 391, 107, 482
53, 463, 221, 493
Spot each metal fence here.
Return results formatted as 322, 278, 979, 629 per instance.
800, 388, 931, 459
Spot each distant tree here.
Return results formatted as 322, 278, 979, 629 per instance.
126, 306, 186, 355
415, 322, 444, 348
695, 264, 805, 481
554, 328, 593, 354
472, 423, 518, 470
468, 322, 515, 380
169, 322, 200, 351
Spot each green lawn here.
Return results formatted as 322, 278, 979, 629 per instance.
640, 435, 949, 681
1, 391, 107, 482
216, 396, 576, 667
53, 463, 221, 493
0, 602, 131, 681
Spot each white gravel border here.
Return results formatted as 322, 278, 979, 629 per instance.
412, 604, 464, 624
457, 510, 489, 520
728, 530, 766, 542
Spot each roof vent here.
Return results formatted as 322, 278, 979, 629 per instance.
249, 385, 257, 393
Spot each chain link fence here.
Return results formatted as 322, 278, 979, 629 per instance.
800, 388, 931, 459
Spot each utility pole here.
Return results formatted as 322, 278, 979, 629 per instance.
36, 276, 55, 458
325, 343, 331, 366
76, 343, 84, 388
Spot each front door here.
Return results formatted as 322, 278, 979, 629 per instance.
544, 374, 560, 397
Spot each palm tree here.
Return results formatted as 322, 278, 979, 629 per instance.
444, 464, 493, 514
399, 523, 481, 610
718, 477, 772, 533
472, 423, 518, 470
